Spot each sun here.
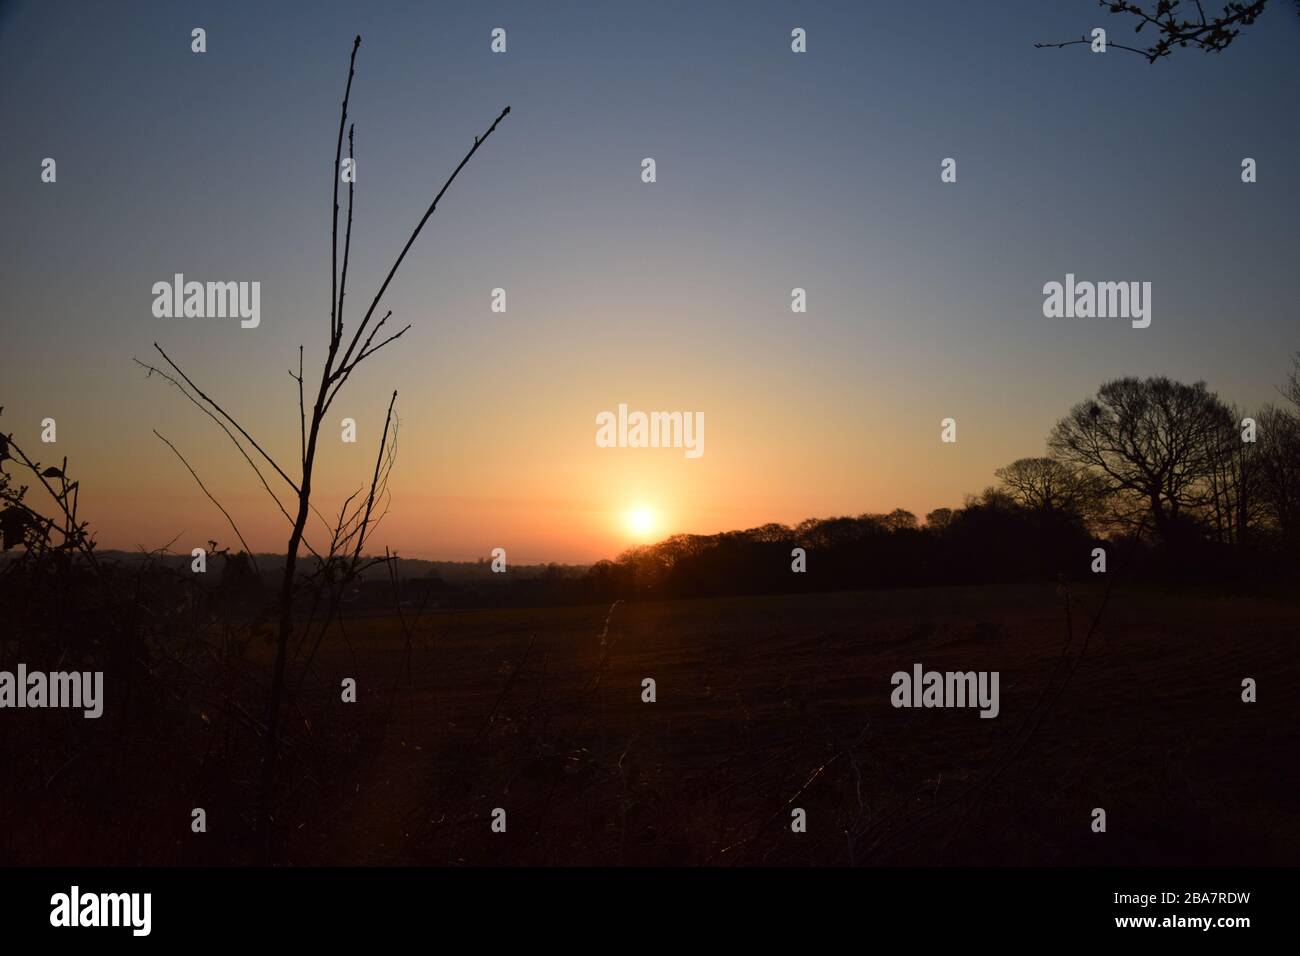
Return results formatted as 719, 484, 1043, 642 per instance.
626, 506, 657, 539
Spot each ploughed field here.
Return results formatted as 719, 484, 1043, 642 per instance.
300, 584, 1299, 865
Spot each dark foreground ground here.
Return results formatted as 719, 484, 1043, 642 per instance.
296, 584, 1298, 865
5, 584, 1297, 866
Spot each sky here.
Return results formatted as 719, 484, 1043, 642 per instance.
1, 0, 1298, 562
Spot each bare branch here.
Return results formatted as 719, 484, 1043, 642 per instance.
152, 430, 259, 575
294, 345, 305, 466
325, 312, 412, 413
332, 35, 361, 341
337, 123, 356, 341
149, 343, 300, 494
334, 104, 512, 378
351, 391, 398, 563
1035, 0, 1271, 63
355, 324, 412, 367
135, 356, 327, 559
1033, 35, 1156, 57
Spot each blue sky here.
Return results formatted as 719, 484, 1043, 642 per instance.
2, 1, 1297, 559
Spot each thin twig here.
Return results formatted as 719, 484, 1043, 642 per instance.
332, 36, 361, 340
152, 430, 259, 575
332, 104, 512, 380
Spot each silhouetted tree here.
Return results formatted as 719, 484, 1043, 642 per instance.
1255, 404, 1300, 546
924, 507, 955, 532
1049, 377, 1234, 541
994, 457, 1107, 519
1035, 0, 1279, 62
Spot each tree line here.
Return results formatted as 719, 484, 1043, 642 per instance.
563, 360, 1300, 604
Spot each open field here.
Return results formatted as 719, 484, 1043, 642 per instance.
263, 584, 1299, 866
4, 583, 1294, 866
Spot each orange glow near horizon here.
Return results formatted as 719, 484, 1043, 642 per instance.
24, 365, 1065, 566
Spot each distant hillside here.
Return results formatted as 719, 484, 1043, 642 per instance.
18, 549, 590, 582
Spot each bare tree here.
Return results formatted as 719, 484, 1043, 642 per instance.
1283, 351, 1300, 411
1254, 404, 1300, 545
136, 36, 510, 858
881, 508, 919, 532
1035, 0, 1278, 62
1048, 377, 1234, 539
924, 507, 955, 531
1199, 402, 1265, 545
1244, 355, 1300, 547
993, 457, 1108, 520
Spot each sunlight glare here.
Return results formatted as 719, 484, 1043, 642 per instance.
626, 506, 656, 539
